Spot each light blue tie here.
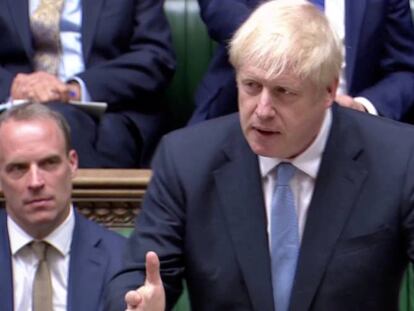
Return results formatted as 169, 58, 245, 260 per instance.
271, 162, 299, 311
309, 0, 324, 10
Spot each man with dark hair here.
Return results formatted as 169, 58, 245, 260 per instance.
0, 103, 126, 311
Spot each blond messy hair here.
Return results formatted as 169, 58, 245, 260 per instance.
229, 0, 342, 88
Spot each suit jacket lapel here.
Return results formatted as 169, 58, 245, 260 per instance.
6, 0, 33, 59
290, 106, 368, 310
67, 210, 106, 311
344, 0, 367, 90
0, 210, 14, 311
214, 125, 275, 311
81, 0, 105, 62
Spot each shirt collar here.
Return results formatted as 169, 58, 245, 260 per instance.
259, 108, 332, 178
8, 205, 75, 257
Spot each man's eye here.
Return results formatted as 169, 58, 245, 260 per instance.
275, 86, 295, 96
41, 158, 61, 170
9, 164, 26, 172
243, 81, 262, 93
6, 164, 28, 177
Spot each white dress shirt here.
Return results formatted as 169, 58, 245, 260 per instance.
259, 108, 332, 242
8, 206, 75, 311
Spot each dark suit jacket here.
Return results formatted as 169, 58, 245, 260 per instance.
0, 0, 175, 166
189, 0, 414, 124
105, 105, 414, 310
0, 208, 127, 311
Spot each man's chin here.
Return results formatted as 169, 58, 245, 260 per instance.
251, 144, 279, 158
31, 211, 58, 223
250, 142, 297, 158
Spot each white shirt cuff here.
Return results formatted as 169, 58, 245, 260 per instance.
66, 77, 91, 102
354, 96, 378, 116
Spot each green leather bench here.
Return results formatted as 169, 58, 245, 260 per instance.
164, 0, 216, 129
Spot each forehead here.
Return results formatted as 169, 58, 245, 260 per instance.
0, 119, 65, 161
237, 65, 306, 88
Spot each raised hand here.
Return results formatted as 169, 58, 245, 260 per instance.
125, 251, 166, 311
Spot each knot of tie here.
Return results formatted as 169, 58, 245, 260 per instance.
275, 162, 295, 186
31, 240, 49, 261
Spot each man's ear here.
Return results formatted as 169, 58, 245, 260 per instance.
324, 77, 339, 108
68, 149, 78, 178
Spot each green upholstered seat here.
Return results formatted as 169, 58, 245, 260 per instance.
400, 266, 414, 311
164, 0, 216, 129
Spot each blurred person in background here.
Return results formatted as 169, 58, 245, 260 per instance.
0, 0, 175, 167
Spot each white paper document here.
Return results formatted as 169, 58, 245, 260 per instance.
0, 99, 107, 118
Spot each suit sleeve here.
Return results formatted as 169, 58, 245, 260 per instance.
104, 136, 186, 311
197, 0, 254, 44
77, 0, 176, 108
355, 0, 414, 120
0, 68, 14, 102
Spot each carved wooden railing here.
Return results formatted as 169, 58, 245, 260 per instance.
73, 169, 151, 229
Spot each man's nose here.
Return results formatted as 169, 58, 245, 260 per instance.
28, 166, 45, 190
255, 90, 275, 119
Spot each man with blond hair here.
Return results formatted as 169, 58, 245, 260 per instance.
105, 1, 414, 310
189, 0, 414, 124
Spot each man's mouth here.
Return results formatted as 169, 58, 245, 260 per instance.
254, 126, 280, 136
24, 197, 53, 207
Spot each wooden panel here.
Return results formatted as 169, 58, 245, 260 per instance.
73, 169, 151, 229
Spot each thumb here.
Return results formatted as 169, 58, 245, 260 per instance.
145, 251, 162, 285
